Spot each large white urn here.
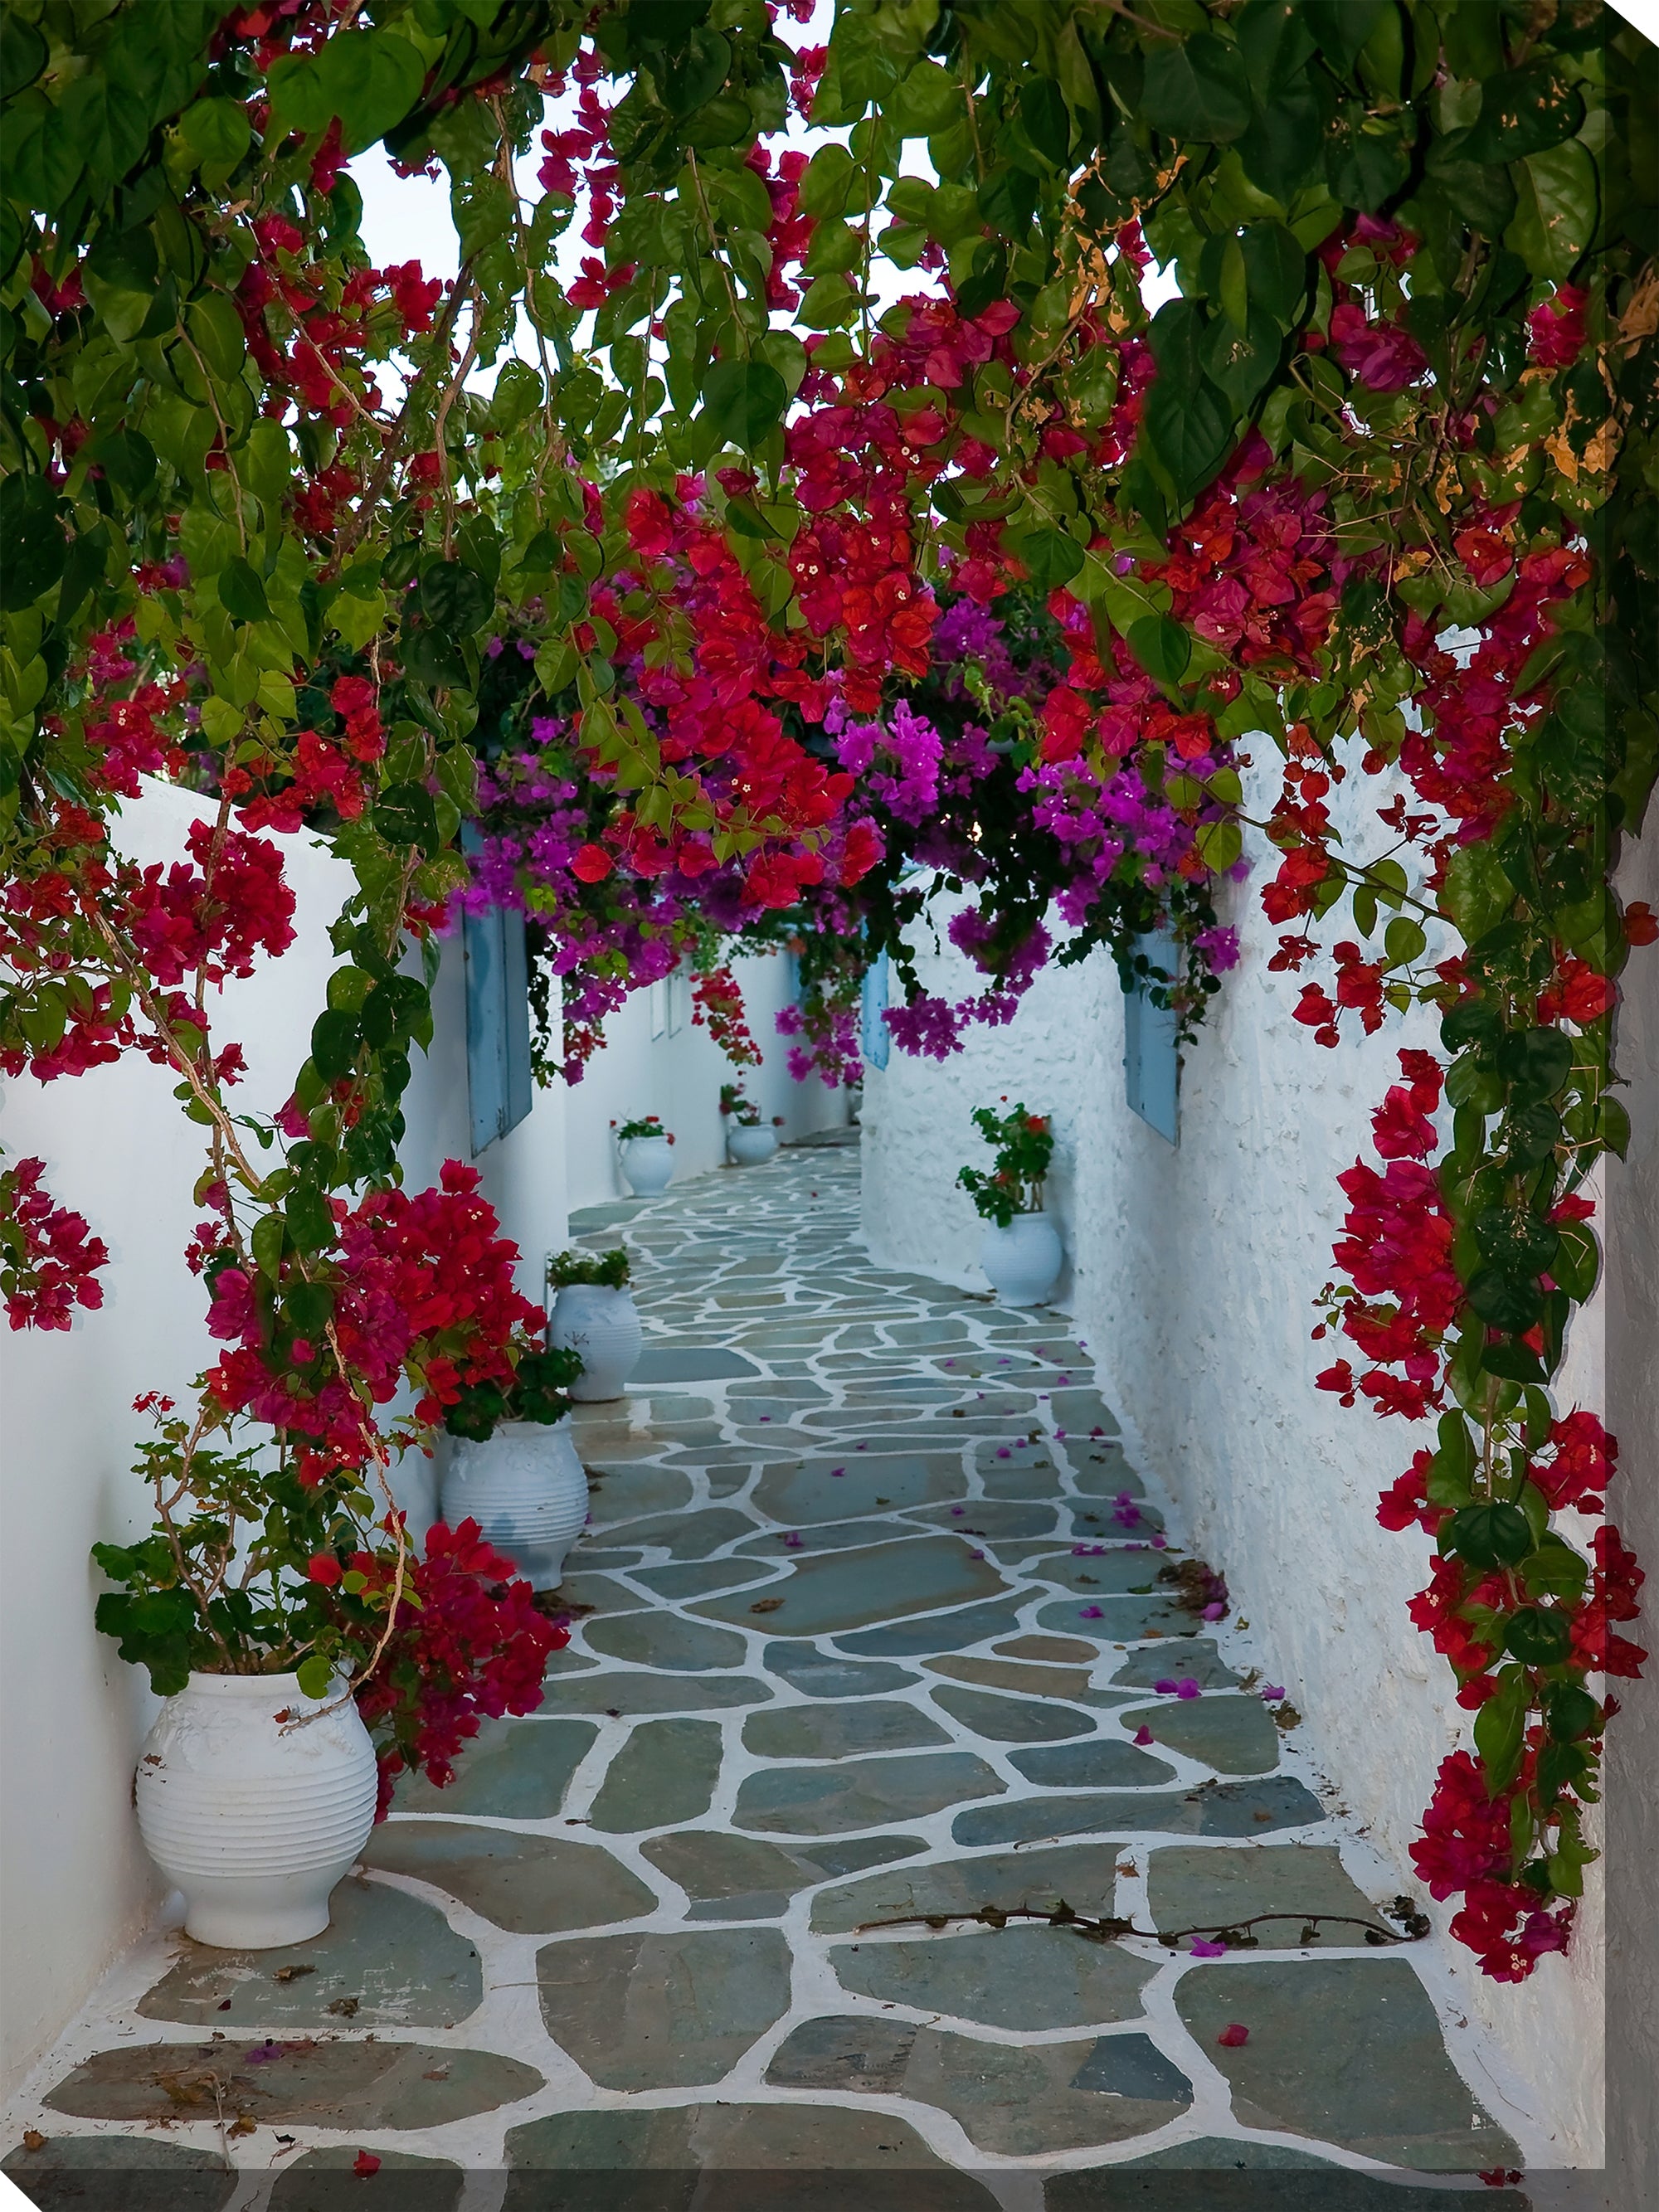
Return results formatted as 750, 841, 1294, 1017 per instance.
550, 1283, 644, 1402
134, 1671, 377, 1950
979, 1213, 1063, 1308
618, 1135, 674, 1196
440, 1417, 589, 1590
727, 1123, 779, 1165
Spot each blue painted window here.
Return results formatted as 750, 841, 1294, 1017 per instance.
859, 948, 890, 1071
465, 902, 533, 1155
1123, 930, 1179, 1145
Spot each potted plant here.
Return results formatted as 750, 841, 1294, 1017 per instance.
439, 1336, 589, 1592
547, 1247, 643, 1401
958, 1100, 1063, 1306
95, 1400, 563, 1949
720, 1082, 784, 1166
611, 1114, 675, 1195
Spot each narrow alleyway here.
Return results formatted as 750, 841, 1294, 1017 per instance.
6, 1141, 1536, 2210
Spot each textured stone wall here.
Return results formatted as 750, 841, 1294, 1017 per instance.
861, 763, 1612, 2161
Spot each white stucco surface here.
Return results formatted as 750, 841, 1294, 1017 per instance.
560, 950, 847, 1214
860, 766, 1618, 2162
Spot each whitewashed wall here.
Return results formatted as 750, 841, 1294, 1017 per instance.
561, 950, 847, 1215
860, 761, 1614, 2161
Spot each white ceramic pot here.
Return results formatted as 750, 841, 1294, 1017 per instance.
134, 1670, 377, 1950
550, 1282, 644, 1402
727, 1123, 778, 1166
440, 1417, 588, 1590
980, 1212, 1063, 1307
618, 1135, 674, 1195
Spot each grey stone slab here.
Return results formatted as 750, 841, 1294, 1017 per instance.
736, 1515, 914, 1558
835, 1598, 1026, 1656
1146, 1845, 1388, 1950
546, 1572, 649, 1616
591, 1506, 756, 1560
583, 1466, 693, 1524
1035, 1595, 1194, 1639
1111, 1640, 1243, 1691
812, 1843, 1125, 1935
752, 1454, 967, 1525
137, 1877, 482, 2029
743, 1699, 950, 1760
1069, 2033, 1194, 2103
1011, 1740, 1178, 1788
583, 1612, 749, 1672
927, 1654, 1097, 1698
1, 2136, 235, 2212
538, 1672, 772, 1715
931, 1685, 1095, 1743
735, 1752, 1005, 1836
631, 1558, 772, 1599
1029, 1549, 1176, 1596
907, 2025, 1191, 2155
631, 1349, 763, 1390
760, 1643, 920, 1698
504, 2101, 1003, 2211
1176, 1958, 1522, 2171
767, 2013, 917, 2093
42, 2040, 542, 2131
270, 2146, 463, 2211
694, 1536, 1005, 1639
641, 1831, 925, 1919
830, 1923, 1158, 2030
364, 1824, 655, 1933
1048, 2156, 1530, 2212
535, 1928, 792, 2089
589, 1719, 723, 1832
1118, 1696, 1281, 1776
910, 1500, 1061, 1539
951, 1776, 1326, 1849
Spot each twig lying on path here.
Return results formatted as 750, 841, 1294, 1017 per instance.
853, 1896, 1432, 1947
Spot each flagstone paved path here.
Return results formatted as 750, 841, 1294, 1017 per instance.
5, 1140, 1538, 2210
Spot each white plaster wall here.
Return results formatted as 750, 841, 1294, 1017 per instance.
859, 878, 1089, 1300
861, 763, 1613, 2160
561, 950, 847, 1215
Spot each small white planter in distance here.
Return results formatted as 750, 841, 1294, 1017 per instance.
980, 1213, 1063, 1308
727, 1124, 778, 1166
440, 1416, 589, 1589
134, 1670, 378, 1950
617, 1135, 674, 1195
550, 1282, 644, 1401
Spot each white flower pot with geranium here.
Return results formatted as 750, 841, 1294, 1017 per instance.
547, 1246, 644, 1401
959, 1099, 1063, 1309
612, 1115, 675, 1195
721, 1082, 782, 1164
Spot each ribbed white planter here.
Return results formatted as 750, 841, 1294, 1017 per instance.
618, 1135, 674, 1195
727, 1124, 778, 1165
134, 1671, 377, 1950
980, 1212, 1063, 1307
440, 1417, 588, 1590
550, 1283, 643, 1402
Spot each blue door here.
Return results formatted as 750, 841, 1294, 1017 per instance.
1123, 930, 1179, 1145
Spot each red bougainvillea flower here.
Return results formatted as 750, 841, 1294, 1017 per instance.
1216, 2023, 1250, 2048
305, 1553, 343, 1587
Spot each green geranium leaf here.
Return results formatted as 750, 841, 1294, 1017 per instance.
700, 359, 789, 451
1506, 142, 1598, 284
1141, 34, 1253, 144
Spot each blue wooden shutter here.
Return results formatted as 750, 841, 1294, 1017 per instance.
1123, 929, 1179, 1145
860, 948, 890, 1071
465, 902, 533, 1156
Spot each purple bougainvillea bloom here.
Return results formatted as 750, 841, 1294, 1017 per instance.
245, 2043, 285, 2064
1176, 1678, 1201, 1699
1189, 1938, 1227, 1959
951, 1505, 966, 1516
784, 1532, 804, 1548
969, 1548, 985, 1560
855, 1441, 867, 1450
996, 1447, 1010, 1460
760, 1415, 771, 1422
1080, 1604, 1104, 1619
1133, 1724, 1155, 1745
1153, 1678, 1179, 1695
830, 1466, 845, 1477
1151, 1534, 1168, 1549
1055, 1427, 1067, 1438
1261, 1685, 1286, 1702
1202, 1600, 1225, 1620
